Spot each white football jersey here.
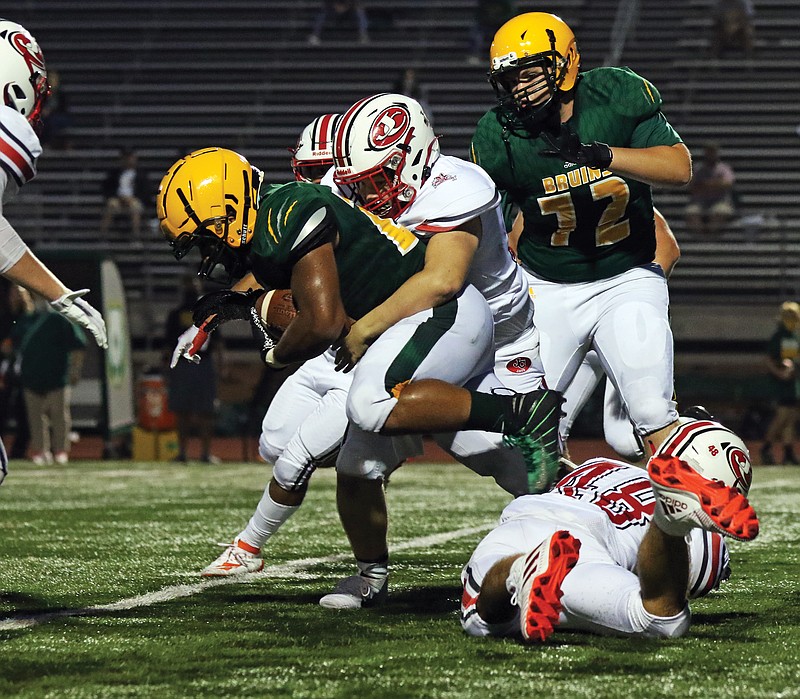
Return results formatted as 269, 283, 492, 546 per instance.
500, 458, 730, 598
397, 155, 532, 344
0, 104, 40, 205
322, 155, 534, 345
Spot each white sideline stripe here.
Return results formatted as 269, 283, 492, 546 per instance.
0, 523, 492, 632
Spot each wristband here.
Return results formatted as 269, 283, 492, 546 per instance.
264, 347, 288, 369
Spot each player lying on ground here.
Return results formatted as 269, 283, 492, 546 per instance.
461, 416, 757, 642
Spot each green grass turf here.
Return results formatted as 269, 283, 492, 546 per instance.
0, 460, 798, 698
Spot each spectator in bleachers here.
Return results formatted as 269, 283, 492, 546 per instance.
307, 1, 370, 46
711, 0, 755, 60
761, 301, 800, 465
467, 0, 516, 66
165, 275, 223, 464
100, 148, 146, 239
15, 288, 87, 465
684, 142, 736, 237
39, 69, 72, 151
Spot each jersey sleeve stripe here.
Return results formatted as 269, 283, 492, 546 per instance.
0, 121, 36, 185
414, 222, 460, 233
0, 159, 22, 188
689, 532, 726, 599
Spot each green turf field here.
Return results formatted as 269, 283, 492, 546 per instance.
1, 460, 798, 698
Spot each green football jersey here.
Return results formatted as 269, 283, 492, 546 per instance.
471, 66, 683, 282
250, 182, 426, 320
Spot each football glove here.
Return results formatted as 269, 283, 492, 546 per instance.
539, 123, 613, 170
191, 288, 262, 333
170, 324, 206, 368
50, 289, 108, 349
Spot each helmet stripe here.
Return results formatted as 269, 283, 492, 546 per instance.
656, 420, 719, 458
316, 113, 335, 150
336, 94, 384, 167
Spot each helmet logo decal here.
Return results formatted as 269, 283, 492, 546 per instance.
726, 445, 752, 493
369, 107, 410, 149
9, 30, 45, 74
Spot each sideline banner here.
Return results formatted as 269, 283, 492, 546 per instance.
101, 259, 134, 434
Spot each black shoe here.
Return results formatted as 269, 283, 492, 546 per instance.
501, 389, 565, 494
783, 449, 799, 466
760, 446, 774, 466
680, 405, 715, 421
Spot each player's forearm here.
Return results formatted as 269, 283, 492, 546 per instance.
351, 225, 478, 342
355, 271, 460, 343
652, 208, 680, 278
3, 249, 69, 301
609, 144, 692, 187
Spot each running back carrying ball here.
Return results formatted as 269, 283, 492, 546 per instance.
257, 288, 297, 338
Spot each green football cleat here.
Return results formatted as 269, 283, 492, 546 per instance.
502, 389, 564, 493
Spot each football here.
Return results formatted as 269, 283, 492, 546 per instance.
257, 288, 297, 338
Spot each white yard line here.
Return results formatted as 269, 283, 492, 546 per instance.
0, 523, 492, 632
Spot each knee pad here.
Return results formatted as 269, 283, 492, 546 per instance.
628, 393, 678, 437
336, 429, 419, 480
345, 382, 395, 433
258, 431, 282, 465
271, 437, 318, 492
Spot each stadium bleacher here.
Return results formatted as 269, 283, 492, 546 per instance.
5, 0, 799, 348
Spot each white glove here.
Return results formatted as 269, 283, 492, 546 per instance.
170, 324, 207, 368
50, 289, 108, 349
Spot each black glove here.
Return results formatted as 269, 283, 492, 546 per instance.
191, 288, 262, 333
540, 123, 613, 169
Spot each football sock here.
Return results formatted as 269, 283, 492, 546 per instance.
238, 491, 300, 551
464, 391, 507, 432
357, 557, 389, 592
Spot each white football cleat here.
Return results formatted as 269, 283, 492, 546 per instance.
506, 529, 581, 643
648, 455, 759, 542
319, 574, 388, 610
200, 540, 264, 577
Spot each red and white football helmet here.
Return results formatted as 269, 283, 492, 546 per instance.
290, 113, 341, 183
654, 418, 753, 496
0, 19, 49, 124
333, 93, 439, 218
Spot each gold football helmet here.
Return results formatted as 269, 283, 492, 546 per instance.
489, 12, 580, 128
157, 147, 262, 280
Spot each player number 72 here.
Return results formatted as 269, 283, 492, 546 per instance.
539, 176, 631, 247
